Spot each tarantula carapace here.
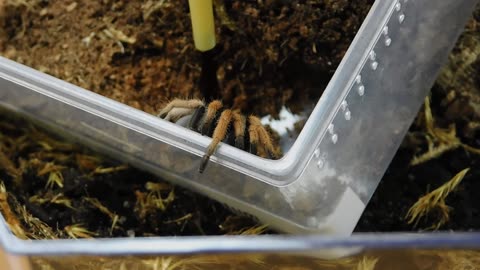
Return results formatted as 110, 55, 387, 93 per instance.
158, 98, 279, 173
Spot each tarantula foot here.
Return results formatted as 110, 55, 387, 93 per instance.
234, 136, 245, 150
247, 116, 279, 159
199, 154, 210, 173
158, 98, 204, 122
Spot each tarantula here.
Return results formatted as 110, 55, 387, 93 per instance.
158, 98, 278, 173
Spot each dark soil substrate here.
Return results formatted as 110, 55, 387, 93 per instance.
356, 148, 480, 232
0, 0, 373, 117
0, 0, 480, 239
356, 9, 480, 231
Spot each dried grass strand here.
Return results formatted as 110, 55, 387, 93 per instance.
405, 168, 470, 229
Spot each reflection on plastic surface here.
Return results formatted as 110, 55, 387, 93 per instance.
22, 248, 480, 270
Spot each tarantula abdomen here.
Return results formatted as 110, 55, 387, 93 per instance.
158, 98, 279, 173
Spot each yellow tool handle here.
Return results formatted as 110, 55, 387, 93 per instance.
188, 0, 216, 52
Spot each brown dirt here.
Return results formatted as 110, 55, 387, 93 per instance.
0, 0, 373, 117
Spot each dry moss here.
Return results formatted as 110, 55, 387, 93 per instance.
405, 168, 470, 230
0, 109, 269, 239
410, 96, 480, 166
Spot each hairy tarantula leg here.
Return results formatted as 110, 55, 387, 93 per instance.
232, 111, 246, 150
199, 109, 233, 173
200, 100, 223, 135
163, 108, 195, 122
256, 124, 278, 159
188, 106, 206, 130
158, 98, 204, 121
247, 116, 259, 156
247, 115, 277, 158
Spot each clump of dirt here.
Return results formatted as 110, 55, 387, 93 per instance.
0, 0, 373, 117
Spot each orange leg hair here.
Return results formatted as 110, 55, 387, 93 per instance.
199, 109, 233, 173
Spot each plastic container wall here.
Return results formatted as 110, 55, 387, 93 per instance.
0, 0, 477, 234
0, 226, 479, 270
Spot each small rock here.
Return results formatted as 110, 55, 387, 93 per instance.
66, 2, 78, 12
39, 8, 48, 16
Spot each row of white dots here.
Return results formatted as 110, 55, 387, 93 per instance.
396, 1, 406, 24
369, 50, 378, 70
384, 0, 407, 47
313, 149, 325, 169
356, 75, 365, 96
341, 100, 352, 121
327, 123, 338, 144
314, 0, 408, 169
364, 0, 408, 94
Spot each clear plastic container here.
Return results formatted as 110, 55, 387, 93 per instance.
0, 0, 477, 237
0, 224, 479, 270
